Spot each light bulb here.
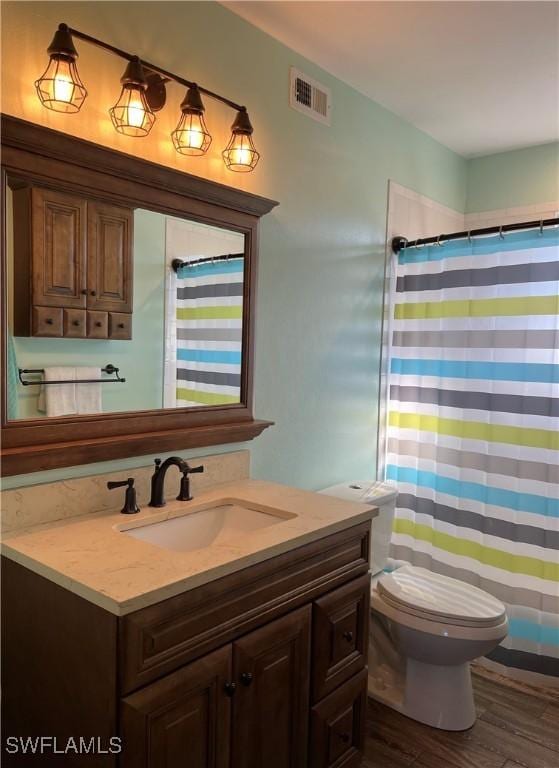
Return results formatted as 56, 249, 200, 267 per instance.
222, 110, 260, 172
35, 25, 87, 114
171, 86, 212, 156
109, 58, 155, 138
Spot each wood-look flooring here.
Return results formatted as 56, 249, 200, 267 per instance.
362, 672, 559, 768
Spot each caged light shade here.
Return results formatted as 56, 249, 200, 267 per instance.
109, 57, 155, 137
222, 109, 260, 172
171, 85, 212, 156
35, 24, 87, 113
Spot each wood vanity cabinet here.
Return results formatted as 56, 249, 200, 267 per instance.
10, 184, 133, 339
1, 521, 371, 768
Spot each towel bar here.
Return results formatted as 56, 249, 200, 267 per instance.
18, 364, 126, 386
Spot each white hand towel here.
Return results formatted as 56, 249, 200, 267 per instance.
38, 367, 77, 417
75, 367, 102, 414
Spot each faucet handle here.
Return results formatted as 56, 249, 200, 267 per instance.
107, 478, 140, 515
188, 464, 204, 475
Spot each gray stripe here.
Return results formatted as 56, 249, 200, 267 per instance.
397, 493, 559, 550
390, 385, 559, 418
177, 368, 240, 387
387, 437, 559, 485
501, 637, 559, 660
396, 260, 559, 293
389, 545, 559, 613
177, 282, 243, 300
392, 329, 559, 349
177, 328, 242, 342
487, 646, 559, 678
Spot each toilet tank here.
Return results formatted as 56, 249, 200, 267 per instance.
319, 481, 398, 575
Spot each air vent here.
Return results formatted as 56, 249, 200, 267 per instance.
289, 67, 331, 126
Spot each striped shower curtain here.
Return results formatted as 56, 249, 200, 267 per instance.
386, 227, 559, 686
172, 258, 243, 407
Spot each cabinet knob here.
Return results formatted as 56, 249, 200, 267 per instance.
343, 631, 354, 643
339, 733, 350, 744
45, 318, 53, 325
223, 681, 237, 697
72, 320, 80, 326
118, 323, 125, 328
95, 321, 102, 327
240, 672, 253, 687
90, 290, 97, 296
81, 289, 88, 295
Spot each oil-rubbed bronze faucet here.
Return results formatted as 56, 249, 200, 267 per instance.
149, 456, 204, 508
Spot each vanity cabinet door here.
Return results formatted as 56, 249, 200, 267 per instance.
30, 187, 87, 309
120, 645, 232, 768
231, 606, 311, 768
87, 201, 133, 313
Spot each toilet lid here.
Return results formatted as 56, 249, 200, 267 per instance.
378, 566, 506, 627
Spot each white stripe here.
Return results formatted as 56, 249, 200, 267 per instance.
177, 271, 243, 286
387, 424, 559, 466
177, 380, 239, 396
176, 340, 242, 351
389, 374, 557, 399
395, 508, 556, 564
177, 319, 243, 330
397, 245, 559, 276
394, 281, 559, 305
390, 532, 559, 596
387, 453, 558, 500
391, 346, 559, 364
176, 361, 240, 374
177, 296, 242, 308
392, 315, 559, 332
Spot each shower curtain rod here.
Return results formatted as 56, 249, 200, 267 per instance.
392, 216, 558, 253
171, 253, 244, 272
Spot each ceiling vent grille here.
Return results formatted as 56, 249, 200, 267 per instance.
289, 67, 331, 126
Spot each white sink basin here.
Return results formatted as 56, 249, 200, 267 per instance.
119, 499, 296, 553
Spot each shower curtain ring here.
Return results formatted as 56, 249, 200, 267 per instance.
539, 219, 544, 236
499, 225, 505, 240
467, 231, 472, 244
436, 234, 444, 247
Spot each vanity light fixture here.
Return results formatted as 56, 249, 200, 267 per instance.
223, 108, 260, 172
171, 85, 212, 155
35, 23, 260, 171
35, 23, 87, 113
109, 57, 155, 137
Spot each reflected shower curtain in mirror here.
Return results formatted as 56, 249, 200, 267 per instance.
165, 258, 243, 407
386, 228, 559, 686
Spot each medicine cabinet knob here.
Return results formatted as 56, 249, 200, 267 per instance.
223, 681, 237, 697
90, 290, 96, 296
96, 321, 102, 327
46, 318, 53, 325
81, 289, 87, 295
343, 631, 353, 643
118, 323, 125, 328
72, 320, 80, 326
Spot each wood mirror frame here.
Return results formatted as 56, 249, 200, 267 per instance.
0, 115, 277, 476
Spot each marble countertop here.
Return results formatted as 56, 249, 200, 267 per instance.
1, 480, 376, 615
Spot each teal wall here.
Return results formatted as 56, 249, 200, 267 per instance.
2, 1, 469, 490
12, 209, 166, 419
466, 142, 559, 213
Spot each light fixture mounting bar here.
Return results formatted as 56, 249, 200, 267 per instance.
66, 24, 245, 112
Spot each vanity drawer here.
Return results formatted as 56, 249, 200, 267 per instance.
87, 310, 108, 338
109, 312, 132, 340
310, 668, 367, 768
63, 308, 86, 338
33, 306, 62, 336
119, 522, 370, 694
312, 573, 370, 702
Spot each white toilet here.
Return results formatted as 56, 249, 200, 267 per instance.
320, 481, 508, 731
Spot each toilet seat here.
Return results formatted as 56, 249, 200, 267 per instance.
376, 566, 506, 629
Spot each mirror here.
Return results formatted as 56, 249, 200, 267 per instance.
5, 179, 245, 421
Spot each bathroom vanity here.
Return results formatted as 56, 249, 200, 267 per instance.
2, 480, 375, 767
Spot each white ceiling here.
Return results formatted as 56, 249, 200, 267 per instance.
223, 1, 559, 157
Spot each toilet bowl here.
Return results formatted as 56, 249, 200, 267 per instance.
369, 565, 508, 730
320, 481, 509, 731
